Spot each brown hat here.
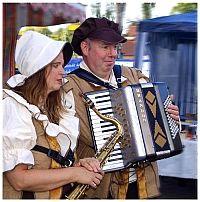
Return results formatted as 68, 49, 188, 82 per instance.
71, 17, 127, 55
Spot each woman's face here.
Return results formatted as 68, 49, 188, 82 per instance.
45, 52, 64, 95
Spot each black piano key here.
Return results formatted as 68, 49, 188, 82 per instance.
96, 99, 111, 104
98, 106, 113, 111
108, 157, 123, 162
102, 111, 113, 115
95, 94, 110, 99
100, 120, 108, 124
101, 123, 114, 128
102, 128, 116, 133
109, 152, 122, 157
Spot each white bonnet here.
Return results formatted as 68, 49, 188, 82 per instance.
7, 30, 73, 88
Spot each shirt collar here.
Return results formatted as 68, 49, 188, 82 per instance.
79, 61, 127, 88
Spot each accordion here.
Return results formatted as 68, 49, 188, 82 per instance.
84, 82, 183, 172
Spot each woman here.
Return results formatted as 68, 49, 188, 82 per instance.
3, 31, 103, 199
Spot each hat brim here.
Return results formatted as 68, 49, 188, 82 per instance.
63, 42, 73, 66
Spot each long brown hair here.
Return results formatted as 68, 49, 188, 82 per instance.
12, 67, 65, 123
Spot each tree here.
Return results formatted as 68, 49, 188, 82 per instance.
39, 27, 52, 37
171, 3, 197, 14
142, 3, 155, 19
91, 2, 115, 20
104, 3, 115, 20
19, 26, 52, 37
91, 3, 101, 18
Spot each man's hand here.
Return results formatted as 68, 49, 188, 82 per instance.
167, 104, 180, 121
74, 157, 103, 174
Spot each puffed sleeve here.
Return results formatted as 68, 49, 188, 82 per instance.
3, 97, 37, 172
57, 90, 79, 155
58, 111, 79, 153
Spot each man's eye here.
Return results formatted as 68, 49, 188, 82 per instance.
102, 46, 109, 49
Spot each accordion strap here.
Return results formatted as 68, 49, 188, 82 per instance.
70, 65, 122, 89
113, 65, 122, 88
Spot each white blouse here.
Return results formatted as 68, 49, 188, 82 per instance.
3, 89, 79, 172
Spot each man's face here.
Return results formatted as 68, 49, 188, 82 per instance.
81, 39, 118, 80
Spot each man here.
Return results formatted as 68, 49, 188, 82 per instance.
63, 17, 180, 199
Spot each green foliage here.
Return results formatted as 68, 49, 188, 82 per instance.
103, 3, 115, 20
91, 2, 115, 20
20, 25, 74, 43
39, 27, 52, 36
91, 3, 101, 18
20, 26, 52, 37
142, 3, 155, 19
19, 24, 79, 58
171, 3, 197, 14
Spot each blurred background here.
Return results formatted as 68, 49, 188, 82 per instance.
3, 1, 198, 199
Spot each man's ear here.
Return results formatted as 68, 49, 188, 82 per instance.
80, 40, 89, 56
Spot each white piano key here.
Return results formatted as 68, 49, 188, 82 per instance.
108, 154, 123, 161
89, 101, 112, 109
102, 160, 124, 171
91, 112, 112, 118
93, 130, 116, 137
91, 118, 109, 124
96, 140, 121, 150
94, 133, 115, 141
108, 149, 122, 156
90, 108, 113, 116
87, 91, 110, 99
97, 143, 121, 151
89, 115, 114, 121
92, 123, 115, 129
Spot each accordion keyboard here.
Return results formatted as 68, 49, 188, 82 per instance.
164, 96, 180, 139
86, 91, 125, 172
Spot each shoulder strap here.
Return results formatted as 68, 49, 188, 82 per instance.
69, 68, 116, 89
113, 65, 122, 88
31, 145, 74, 167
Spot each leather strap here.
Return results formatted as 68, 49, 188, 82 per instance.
32, 145, 74, 167
22, 191, 34, 199
136, 165, 148, 199
46, 136, 63, 199
70, 65, 122, 89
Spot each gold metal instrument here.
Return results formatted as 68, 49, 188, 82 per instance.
66, 94, 124, 199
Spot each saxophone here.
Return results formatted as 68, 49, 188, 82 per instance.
66, 94, 124, 199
